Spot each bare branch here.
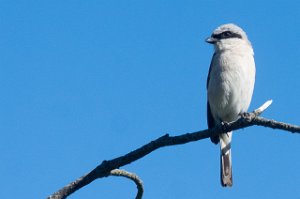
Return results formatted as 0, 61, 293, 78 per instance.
47, 101, 300, 199
110, 169, 143, 199
254, 99, 273, 115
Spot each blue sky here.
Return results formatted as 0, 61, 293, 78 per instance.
1, 1, 300, 199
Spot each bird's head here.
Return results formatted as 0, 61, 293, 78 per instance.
206, 23, 252, 51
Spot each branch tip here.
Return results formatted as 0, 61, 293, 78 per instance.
254, 99, 273, 116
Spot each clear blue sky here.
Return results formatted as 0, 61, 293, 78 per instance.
1, 1, 300, 199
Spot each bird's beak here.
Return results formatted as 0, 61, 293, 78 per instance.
206, 37, 217, 44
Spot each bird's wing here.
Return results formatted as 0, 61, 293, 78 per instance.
207, 101, 219, 144
207, 53, 219, 144
206, 53, 215, 89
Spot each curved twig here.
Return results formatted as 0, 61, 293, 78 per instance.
110, 169, 143, 199
47, 100, 300, 199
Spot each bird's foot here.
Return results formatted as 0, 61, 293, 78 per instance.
221, 121, 230, 135
239, 112, 251, 118
239, 112, 254, 122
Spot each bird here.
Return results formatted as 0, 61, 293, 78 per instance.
206, 23, 256, 187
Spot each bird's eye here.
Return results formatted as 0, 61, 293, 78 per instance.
222, 31, 232, 37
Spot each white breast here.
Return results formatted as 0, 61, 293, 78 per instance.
207, 48, 255, 123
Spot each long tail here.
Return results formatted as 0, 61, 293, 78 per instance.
219, 132, 233, 187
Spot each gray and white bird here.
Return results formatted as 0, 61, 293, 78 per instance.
206, 24, 256, 187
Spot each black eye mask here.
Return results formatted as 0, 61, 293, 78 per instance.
212, 31, 242, 40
